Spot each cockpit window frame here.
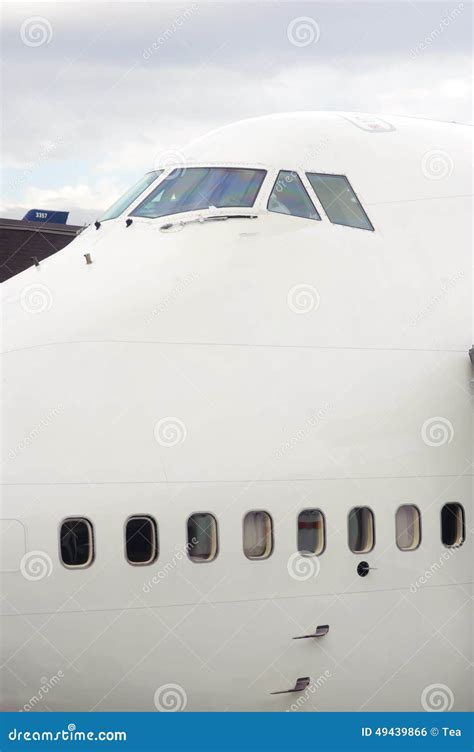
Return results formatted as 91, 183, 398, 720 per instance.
98, 170, 165, 223
129, 166, 268, 221
305, 172, 375, 232
267, 169, 321, 221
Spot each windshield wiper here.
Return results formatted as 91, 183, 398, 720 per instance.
160, 214, 258, 231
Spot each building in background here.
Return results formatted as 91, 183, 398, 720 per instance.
0, 210, 82, 282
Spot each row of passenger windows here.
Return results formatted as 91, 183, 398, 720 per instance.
58, 503, 465, 568
99, 167, 373, 232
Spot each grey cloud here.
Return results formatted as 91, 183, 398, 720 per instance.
2, 1, 472, 223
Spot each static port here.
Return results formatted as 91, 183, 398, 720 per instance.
357, 561, 370, 577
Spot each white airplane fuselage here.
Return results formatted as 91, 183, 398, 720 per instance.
1, 112, 472, 712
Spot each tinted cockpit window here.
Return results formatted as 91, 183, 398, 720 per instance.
131, 167, 266, 219
268, 170, 320, 220
99, 170, 163, 221
306, 173, 374, 231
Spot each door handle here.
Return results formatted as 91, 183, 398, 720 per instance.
271, 677, 311, 695
293, 624, 329, 640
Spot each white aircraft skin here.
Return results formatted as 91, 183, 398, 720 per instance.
1, 112, 472, 712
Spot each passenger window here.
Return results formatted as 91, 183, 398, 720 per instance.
187, 513, 218, 562
441, 503, 465, 547
125, 516, 158, 565
60, 518, 94, 568
348, 507, 375, 553
395, 505, 421, 551
297, 509, 325, 555
243, 511, 273, 559
267, 170, 320, 220
306, 173, 374, 230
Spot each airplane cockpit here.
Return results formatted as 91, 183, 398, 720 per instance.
95, 165, 374, 232
1, 112, 470, 713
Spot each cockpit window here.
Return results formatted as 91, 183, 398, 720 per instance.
99, 170, 163, 221
130, 167, 266, 219
306, 173, 374, 231
267, 170, 320, 220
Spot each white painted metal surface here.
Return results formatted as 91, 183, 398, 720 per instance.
1, 112, 472, 712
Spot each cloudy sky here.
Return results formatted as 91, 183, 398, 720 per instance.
2, 0, 472, 224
